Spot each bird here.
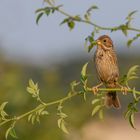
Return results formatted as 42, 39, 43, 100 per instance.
92, 35, 127, 109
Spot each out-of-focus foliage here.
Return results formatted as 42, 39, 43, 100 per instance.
0, 52, 139, 139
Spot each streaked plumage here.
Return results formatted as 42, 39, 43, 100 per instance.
94, 35, 120, 108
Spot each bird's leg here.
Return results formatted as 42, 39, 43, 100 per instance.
92, 83, 103, 95
117, 83, 129, 95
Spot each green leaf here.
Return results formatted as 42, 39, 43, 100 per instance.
36, 12, 44, 25
44, 0, 55, 5
59, 112, 67, 118
120, 25, 128, 36
132, 87, 137, 100
122, 28, 128, 36
91, 99, 100, 105
92, 105, 102, 116
126, 10, 137, 21
81, 63, 88, 78
67, 20, 75, 30
0, 102, 8, 111
61, 121, 69, 134
70, 80, 80, 92
127, 39, 133, 47
9, 128, 18, 139
98, 109, 104, 120
27, 87, 35, 94
124, 109, 131, 119
45, 8, 51, 16
86, 5, 99, 14
29, 79, 38, 90
57, 118, 62, 128
60, 18, 69, 25
83, 92, 86, 101
35, 8, 44, 13
88, 41, 97, 52
57, 119, 69, 134
127, 10, 137, 18
5, 127, 18, 139
28, 114, 33, 122
127, 34, 140, 47
0, 102, 8, 119
84, 5, 98, 21
41, 110, 49, 115
129, 113, 136, 129
127, 65, 139, 79
31, 114, 36, 124
5, 127, 11, 139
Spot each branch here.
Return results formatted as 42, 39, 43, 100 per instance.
87, 87, 140, 95
47, 2, 140, 33
1, 86, 140, 127
0, 92, 79, 127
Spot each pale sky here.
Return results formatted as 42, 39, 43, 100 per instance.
0, 0, 140, 65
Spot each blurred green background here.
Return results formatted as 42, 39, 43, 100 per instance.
0, 51, 140, 140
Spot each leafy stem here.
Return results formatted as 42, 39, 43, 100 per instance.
1, 86, 140, 127
45, 2, 140, 33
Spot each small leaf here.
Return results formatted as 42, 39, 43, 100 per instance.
36, 12, 44, 25
60, 18, 69, 25
28, 114, 33, 122
86, 5, 99, 14
124, 109, 131, 119
27, 87, 35, 94
0, 102, 8, 110
57, 118, 62, 128
57, 105, 63, 111
83, 92, 86, 101
35, 8, 44, 13
92, 105, 102, 116
127, 65, 139, 79
44, 0, 55, 5
29, 79, 38, 90
81, 63, 88, 78
132, 88, 137, 100
31, 115, 36, 125
9, 128, 18, 139
126, 10, 137, 20
70, 81, 80, 92
98, 109, 104, 120
92, 99, 100, 105
59, 112, 67, 118
61, 121, 69, 134
41, 110, 49, 115
0, 102, 8, 119
5, 127, 11, 139
127, 39, 133, 47
67, 20, 75, 30
45, 8, 51, 16
88, 41, 97, 52
127, 33, 140, 47
5, 127, 18, 139
129, 113, 136, 129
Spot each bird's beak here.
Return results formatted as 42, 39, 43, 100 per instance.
96, 40, 102, 45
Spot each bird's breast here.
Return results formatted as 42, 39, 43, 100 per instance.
95, 49, 119, 84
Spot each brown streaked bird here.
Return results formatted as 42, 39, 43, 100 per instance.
92, 35, 121, 109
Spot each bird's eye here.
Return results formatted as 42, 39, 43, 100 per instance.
103, 39, 106, 43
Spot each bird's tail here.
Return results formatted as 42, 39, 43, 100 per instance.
105, 91, 121, 109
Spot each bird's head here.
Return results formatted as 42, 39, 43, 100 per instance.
96, 35, 113, 50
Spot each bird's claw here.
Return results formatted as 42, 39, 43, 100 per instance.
92, 86, 99, 95
121, 86, 129, 95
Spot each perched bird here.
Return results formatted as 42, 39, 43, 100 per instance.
92, 35, 126, 109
